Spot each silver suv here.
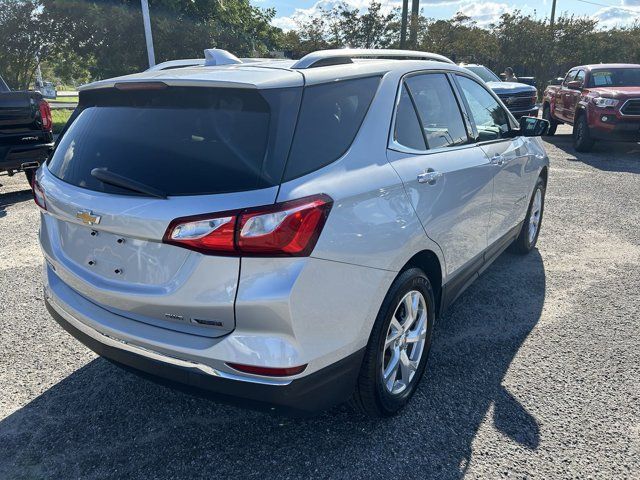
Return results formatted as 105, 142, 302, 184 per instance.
35, 49, 549, 417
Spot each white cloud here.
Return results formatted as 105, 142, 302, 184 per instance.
271, 0, 402, 31
456, 2, 511, 27
592, 3, 640, 29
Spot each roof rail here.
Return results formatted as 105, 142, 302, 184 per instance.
291, 49, 455, 69
146, 59, 203, 72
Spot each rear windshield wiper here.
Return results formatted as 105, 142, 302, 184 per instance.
91, 168, 167, 199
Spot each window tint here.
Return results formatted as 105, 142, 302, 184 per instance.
456, 75, 510, 142
575, 70, 586, 86
589, 68, 640, 87
405, 74, 468, 149
393, 85, 426, 150
283, 76, 380, 181
48, 87, 300, 196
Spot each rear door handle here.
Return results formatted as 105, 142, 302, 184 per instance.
417, 169, 443, 185
490, 154, 504, 166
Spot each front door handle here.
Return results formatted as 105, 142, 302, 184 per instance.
490, 154, 504, 166
417, 169, 443, 185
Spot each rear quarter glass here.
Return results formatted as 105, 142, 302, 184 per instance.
282, 76, 381, 182
47, 86, 301, 196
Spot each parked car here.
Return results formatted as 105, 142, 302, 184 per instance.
543, 63, 640, 151
35, 49, 550, 417
462, 64, 539, 118
1, 74, 54, 185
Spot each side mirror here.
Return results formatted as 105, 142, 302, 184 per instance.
566, 80, 583, 90
518, 116, 549, 137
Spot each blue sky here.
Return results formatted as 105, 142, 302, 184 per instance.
251, 0, 640, 31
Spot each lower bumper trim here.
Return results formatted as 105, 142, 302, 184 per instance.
45, 299, 365, 414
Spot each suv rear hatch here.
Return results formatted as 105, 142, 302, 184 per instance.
39, 81, 302, 338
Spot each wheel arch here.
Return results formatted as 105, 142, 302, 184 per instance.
539, 165, 548, 186
400, 250, 443, 317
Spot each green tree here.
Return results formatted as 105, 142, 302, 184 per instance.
0, 0, 50, 89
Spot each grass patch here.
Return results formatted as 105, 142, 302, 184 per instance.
49, 96, 79, 104
52, 109, 73, 134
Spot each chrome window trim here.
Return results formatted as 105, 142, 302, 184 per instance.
387, 69, 475, 155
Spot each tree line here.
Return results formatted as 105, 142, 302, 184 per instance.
1, 0, 639, 90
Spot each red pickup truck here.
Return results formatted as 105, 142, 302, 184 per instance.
542, 64, 640, 151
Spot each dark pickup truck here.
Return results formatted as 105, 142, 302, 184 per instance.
461, 64, 539, 118
543, 64, 640, 151
1, 74, 54, 185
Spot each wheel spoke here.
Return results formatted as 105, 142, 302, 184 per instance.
402, 292, 420, 331
399, 350, 417, 381
383, 349, 400, 390
385, 329, 401, 349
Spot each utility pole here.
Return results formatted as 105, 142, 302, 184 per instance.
141, 0, 156, 68
400, 0, 409, 49
549, 0, 557, 32
409, 0, 419, 49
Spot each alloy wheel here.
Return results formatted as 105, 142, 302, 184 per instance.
381, 290, 428, 395
528, 188, 542, 244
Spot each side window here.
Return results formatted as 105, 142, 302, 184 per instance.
405, 74, 468, 149
575, 70, 586, 86
456, 75, 510, 142
393, 84, 426, 150
563, 69, 577, 86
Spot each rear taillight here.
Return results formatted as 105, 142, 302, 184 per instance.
32, 180, 47, 210
38, 100, 52, 132
163, 194, 332, 257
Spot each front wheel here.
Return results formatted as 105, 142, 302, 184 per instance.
573, 114, 595, 152
510, 176, 546, 254
542, 104, 558, 136
350, 268, 435, 417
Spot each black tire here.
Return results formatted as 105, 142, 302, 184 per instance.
350, 268, 435, 417
24, 169, 35, 186
510, 176, 546, 254
542, 104, 557, 136
573, 114, 595, 152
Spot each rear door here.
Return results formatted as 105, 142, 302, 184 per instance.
39, 84, 301, 338
557, 69, 578, 122
565, 69, 585, 124
454, 74, 531, 247
387, 72, 494, 278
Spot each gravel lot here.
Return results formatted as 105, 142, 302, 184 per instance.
1, 126, 639, 479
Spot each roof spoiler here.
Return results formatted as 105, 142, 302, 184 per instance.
291, 49, 455, 69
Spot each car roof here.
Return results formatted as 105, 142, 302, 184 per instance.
79, 50, 468, 92
577, 63, 640, 71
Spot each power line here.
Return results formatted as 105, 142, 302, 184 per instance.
574, 0, 640, 13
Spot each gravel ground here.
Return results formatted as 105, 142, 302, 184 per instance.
0, 126, 639, 479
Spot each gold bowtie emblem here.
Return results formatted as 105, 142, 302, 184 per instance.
76, 210, 101, 225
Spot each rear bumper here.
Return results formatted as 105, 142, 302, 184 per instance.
0, 142, 53, 172
45, 298, 364, 414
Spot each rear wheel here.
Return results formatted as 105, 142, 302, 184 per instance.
351, 268, 435, 417
510, 176, 545, 254
573, 114, 595, 152
542, 104, 557, 136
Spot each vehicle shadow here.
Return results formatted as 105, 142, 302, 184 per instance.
0, 188, 32, 219
0, 250, 545, 480
543, 133, 640, 174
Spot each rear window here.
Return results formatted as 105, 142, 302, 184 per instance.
283, 76, 380, 181
48, 86, 300, 196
